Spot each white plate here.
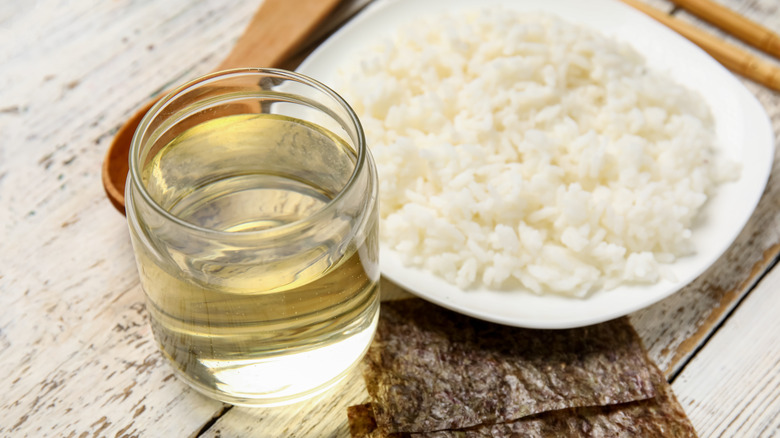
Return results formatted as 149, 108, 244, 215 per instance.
297, 0, 774, 328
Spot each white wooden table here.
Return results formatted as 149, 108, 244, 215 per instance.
1, 0, 779, 436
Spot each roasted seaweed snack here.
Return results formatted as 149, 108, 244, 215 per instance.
359, 299, 692, 436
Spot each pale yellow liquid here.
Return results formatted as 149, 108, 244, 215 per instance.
133, 113, 379, 406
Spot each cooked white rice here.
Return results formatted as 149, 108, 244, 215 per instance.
337, 9, 737, 296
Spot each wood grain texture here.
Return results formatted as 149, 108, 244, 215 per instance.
631, 0, 780, 378
621, 0, 780, 91
672, 257, 780, 437
0, 1, 261, 436
0, 0, 778, 437
670, 0, 780, 58
215, 0, 341, 71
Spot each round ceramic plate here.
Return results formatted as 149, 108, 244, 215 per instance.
297, 0, 774, 328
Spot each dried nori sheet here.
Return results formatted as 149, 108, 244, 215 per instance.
349, 369, 696, 438
363, 299, 658, 434
453, 370, 696, 438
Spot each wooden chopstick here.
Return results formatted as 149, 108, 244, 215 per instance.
669, 0, 780, 59
619, 0, 780, 92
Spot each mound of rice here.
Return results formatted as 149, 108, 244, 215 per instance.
337, 9, 737, 296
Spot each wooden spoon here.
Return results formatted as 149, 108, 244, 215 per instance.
102, 0, 342, 214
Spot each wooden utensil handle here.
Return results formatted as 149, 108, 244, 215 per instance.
216, 0, 341, 71
669, 0, 780, 59
620, 0, 780, 92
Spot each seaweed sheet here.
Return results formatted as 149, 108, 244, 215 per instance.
363, 299, 659, 434
348, 369, 696, 438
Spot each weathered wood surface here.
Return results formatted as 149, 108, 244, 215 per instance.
0, 0, 778, 436
672, 255, 780, 437
0, 1, 262, 437
630, 0, 780, 377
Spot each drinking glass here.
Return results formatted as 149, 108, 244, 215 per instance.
125, 68, 380, 406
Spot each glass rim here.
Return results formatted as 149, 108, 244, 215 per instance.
128, 68, 369, 236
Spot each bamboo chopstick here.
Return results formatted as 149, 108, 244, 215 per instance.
619, 0, 780, 92
669, 0, 780, 59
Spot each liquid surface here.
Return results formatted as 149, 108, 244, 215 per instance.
133, 113, 379, 405
143, 113, 358, 231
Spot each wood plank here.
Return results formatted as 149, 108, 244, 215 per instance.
672, 256, 780, 436
629, 0, 780, 378
0, 1, 261, 436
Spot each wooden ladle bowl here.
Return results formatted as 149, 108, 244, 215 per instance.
101, 0, 342, 214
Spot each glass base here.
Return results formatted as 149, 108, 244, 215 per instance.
167, 312, 378, 407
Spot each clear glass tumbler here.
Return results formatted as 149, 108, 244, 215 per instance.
125, 69, 380, 406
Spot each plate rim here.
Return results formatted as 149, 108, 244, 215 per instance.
298, 0, 775, 328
